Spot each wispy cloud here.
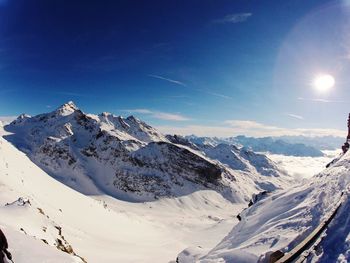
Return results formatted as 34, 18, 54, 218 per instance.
297, 97, 349, 103
157, 120, 346, 137
124, 109, 190, 121
152, 112, 189, 121
148, 74, 232, 100
128, 109, 152, 114
204, 91, 232, 99
148, 74, 187, 87
213, 13, 252, 24
286, 113, 304, 120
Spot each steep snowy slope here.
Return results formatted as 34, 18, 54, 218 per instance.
0, 135, 176, 262
0, 132, 250, 263
180, 147, 350, 262
4, 102, 289, 203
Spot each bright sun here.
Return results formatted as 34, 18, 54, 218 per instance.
313, 74, 335, 92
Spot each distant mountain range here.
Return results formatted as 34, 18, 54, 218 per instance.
273, 135, 343, 151
3, 102, 290, 203
1, 101, 347, 263
185, 134, 342, 157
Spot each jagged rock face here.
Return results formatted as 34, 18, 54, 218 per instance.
132, 142, 222, 185
165, 134, 200, 150
4, 102, 288, 202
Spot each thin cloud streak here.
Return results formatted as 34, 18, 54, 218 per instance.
124, 108, 190, 121
148, 74, 187, 87
213, 13, 252, 24
287, 113, 304, 120
148, 74, 232, 100
298, 97, 349, 103
157, 120, 346, 137
205, 91, 232, 99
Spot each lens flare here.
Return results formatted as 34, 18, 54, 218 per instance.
313, 74, 335, 92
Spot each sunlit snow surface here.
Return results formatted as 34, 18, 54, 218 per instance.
0, 134, 244, 263
1, 112, 347, 263
186, 150, 350, 263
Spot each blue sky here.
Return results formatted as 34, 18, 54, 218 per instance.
0, 0, 349, 137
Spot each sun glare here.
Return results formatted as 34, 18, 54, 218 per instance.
313, 74, 335, 92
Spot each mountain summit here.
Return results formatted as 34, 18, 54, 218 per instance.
4, 102, 290, 202
55, 101, 79, 116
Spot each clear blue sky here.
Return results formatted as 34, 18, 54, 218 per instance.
0, 0, 349, 137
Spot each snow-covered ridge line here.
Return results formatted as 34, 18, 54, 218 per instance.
3, 101, 290, 203
185, 135, 328, 157
271, 191, 345, 262
183, 147, 350, 263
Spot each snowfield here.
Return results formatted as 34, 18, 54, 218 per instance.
0, 134, 247, 262
1, 102, 347, 263
182, 148, 350, 262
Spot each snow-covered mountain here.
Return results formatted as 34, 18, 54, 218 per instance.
1, 102, 347, 263
186, 135, 325, 157
4, 102, 289, 203
276, 135, 344, 151
0, 102, 292, 263
178, 144, 350, 262
2, 133, 238, 263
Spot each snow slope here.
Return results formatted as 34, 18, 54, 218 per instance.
0, 102, 295, 263
181, 148, 350, 262
0, 129, 245, 263
0, 135, 178, 262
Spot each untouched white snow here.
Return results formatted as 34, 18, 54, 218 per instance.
0, 134, 244, 263
186, 149, 350, 263
3, 103, 343, 263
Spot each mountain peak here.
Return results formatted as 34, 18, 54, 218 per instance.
18, 113, 31, 119
55, 101, 79, 116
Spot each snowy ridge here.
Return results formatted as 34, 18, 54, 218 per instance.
0, 135, 184, 262
179, 146, 350, 262
4, 102, 290, 202
0, 134, 250, 263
